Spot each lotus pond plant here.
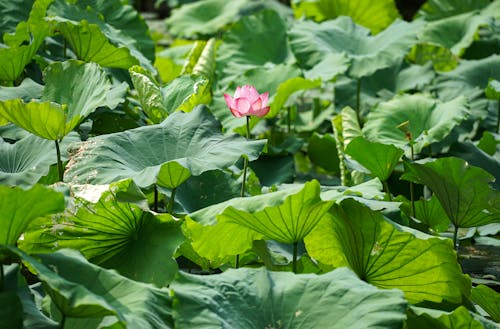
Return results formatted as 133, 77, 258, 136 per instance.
0, 0, 499, 328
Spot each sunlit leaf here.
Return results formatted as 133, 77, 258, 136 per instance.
171, 267, 407, 329
21, 179, 184, 286
64, 106, 266, 188
406, 306, 495, 329
305, 199, 471, 304
472, 285, 500, 323
292, 0, 400, 34
269, 77, 321, 118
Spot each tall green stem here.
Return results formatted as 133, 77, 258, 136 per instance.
356, 79, 362, 127
153, 184, 159, 212
409, 142, 415, 217
287, 107, 291, 134
60, 314, 66, 329
55, 140, 63, 182
383, 181, 392, 201
167, 187, 177, 214
0, 265, 4, 292
236, 116, 251, 269
292, 242, 298, 274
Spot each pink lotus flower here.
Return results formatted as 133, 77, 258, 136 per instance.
224, 85, 270, 118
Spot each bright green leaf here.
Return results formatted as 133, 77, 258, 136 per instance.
129, 65, 166, 124
305, 199, 471, 304
0, 184, 64, 246
64, 106, 266, 188
292, 0, 400, 34
21, 179, 184, 286
345, 136, 404, 182
485, 79, 500, 100
407, 306, 493, 329
55, 19, 140, 69
269, 77, 321, 118
402, 157, 500, 228
162, 75, 211, 114
171, 267, 407, 329
472, 285, 500, 322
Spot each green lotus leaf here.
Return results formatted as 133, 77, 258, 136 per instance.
472, 285, 500, 322
48, 0, 154, 70
269, 77, 321, 118
21, 179, 184, 286
345, 136, 404, 182
216, 10, 292, 83
0, 0, 32, 35
305, 199, 471, 304
171, 267, 407, 329
161, 75, 211, 114
0, 291, 23, 329
406, 306, 495, 329
292, 0, 400, 34
0, 21, 50, 83
434, 55, 500, 120
486, 79, 500, 100
0, 77, 43, 102
303, 52, 350, 81
289, 16, 424, 78
165, 0, 291, 38
0, 184, 64, 246
402, 157, 500, 228
0, 134, 55, 187
64, 106, 266, 188
418, 12, 491, 56
3, 246, 173, 328
401, 195, 451, 233
0, 60, 113, 140
55, 19, 139, 69
185, 181, 332, 260
416, 0, 491, 21
307, 132, 340, 173
363, 94, 469, 156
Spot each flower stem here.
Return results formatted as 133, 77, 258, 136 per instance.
167, 187, 177, 214
0, 265, 4, 292
55, 139, 63, 182
287, 107, 291, 134
409, 142, 415, 218
240, 116, 250, 198
292, 242, 298, 274
383, 181, 392, 201
60, 314, 66, 329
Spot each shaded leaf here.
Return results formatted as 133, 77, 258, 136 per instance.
171, 267, 407, 329
289, 16, 424, 78
402, 157, 500, 228
305, 199, 471, 304
65, 106, 266, 188
416, 0, 491, 21
307, 133, 339, 173
269, 77, 321, 118
363, 94, 469, 156
471, 285, 500, 322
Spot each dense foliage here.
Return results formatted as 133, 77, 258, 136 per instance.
0, 0, 499, 328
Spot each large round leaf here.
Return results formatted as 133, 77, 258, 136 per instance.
407, 306, 496, 329
0, 184, 64, 246
416, 0, 491, 21
0, 60, 113, 140
21, 179, 184, 286
171, 267, 407, 329
402, 157, 500, 228
292, 0, 400, 34
3, 247, 173, 328
185, 181, 333, 261
363, 94, 469, 157
64, 106, 266, 188
288, 16, 424, 78
305, 199, 471, 304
